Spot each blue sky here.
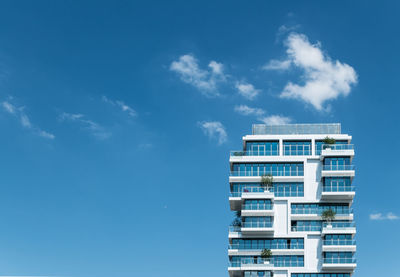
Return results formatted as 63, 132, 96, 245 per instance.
0, 1, 399, 276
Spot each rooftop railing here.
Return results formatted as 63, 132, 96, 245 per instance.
252, 123, 341, 135
322, 165, 355, 171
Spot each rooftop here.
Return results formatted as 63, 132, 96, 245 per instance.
252, 123, 341, 135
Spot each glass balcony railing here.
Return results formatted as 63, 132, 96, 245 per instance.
322, 186, 355, 192
229, 258, 304, 267
243, 222, 273, 228
291, 226, 321, 232
229, 226, 241, 232
322, 144, 354, 151
230, 171, 303, 177
323, 239, 356, 246
230, 150, 279, 156
243, 203, 273, 210
322, 165, 355, 171
230, 187, 273, 197
228, 243, 304, 250
323, 222, 356, 229
291, 208, 353, 215
323, 257, 356, 264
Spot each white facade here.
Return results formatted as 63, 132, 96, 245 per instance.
228, 124, 356, 277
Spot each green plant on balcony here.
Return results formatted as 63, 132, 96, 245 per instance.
233, 151, 245, 156
261, 173, 273, 191
323, 137, 336, 149
321, 209, 336, 227
261, 249, 272, 264
231, 210, 242, 227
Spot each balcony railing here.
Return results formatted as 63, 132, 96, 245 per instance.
323, 222, 356, 229
230, 171, 303, 177
243, 203, 273, 210
228, 243, 304, 250
230, 150, 279, 156
243, 222, 273, 228
229, 226, 241, 232
323, 144, 354, 151
291, 226, 321, 232
322, 186, 355, 192
322, 165, 355, 171
323, 239, 356, 246
291, 208, 353, 215
230, 187, 273, 197
229, 258, 304, 267
323, 257, 356, 264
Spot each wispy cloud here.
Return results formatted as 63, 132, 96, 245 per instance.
59, 112, 111, 140
370, 212, 399, 221
170, 54, 226, 97
198, 121, 227, 145
102, 96, 137, 117
259, 115, 292, 125
234, 105, 265, 117
234, 104, 292, 125
1, 100, 55, 139
264, 33, 358, 110
235, 82, 261, 100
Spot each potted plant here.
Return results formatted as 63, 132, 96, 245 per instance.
231, 210, 242, 228
261, 249, 272, 264
261, 174, 273, 192
322, 136, 336, 150
321, 209, 336, 228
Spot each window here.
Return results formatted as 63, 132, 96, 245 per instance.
232, 163, 304, 176
283, 141, 311, 156
231, 183, 304, 197
246, 141, 279, 156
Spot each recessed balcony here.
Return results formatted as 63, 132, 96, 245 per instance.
291, 208, 354, 221
321, 165, 355, 178
229, 172, 304, 183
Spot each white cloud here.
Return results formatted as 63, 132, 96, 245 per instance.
265, 33, 358, 110
102, 96, 137, 117
198, 121, 227, 145
263, 59, 291, 70
234, 105, 292, 125
235, 82, 261, 100
370, 212, 399, 221
170, 54, 226, 97
234, 105, 265, 117
259, 115, 292, 125
59, 112, 111, 140
1, 100, 55, 140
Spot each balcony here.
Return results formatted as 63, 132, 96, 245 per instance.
230, 150, 279, 157
322, 240, 357, 252
242, 203, 274, 217
291, 208, 354, 221
241, 221, 274, 235
321, 186, 355, 200
320, 144, 354, 159
228, 245, 304, 256
228, 257, 304, 271
229, 188, 274, 210
322, 257, 357, 271
229, 171, 304, 183
322, 222, 356, 235
321, 165, 355, 178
